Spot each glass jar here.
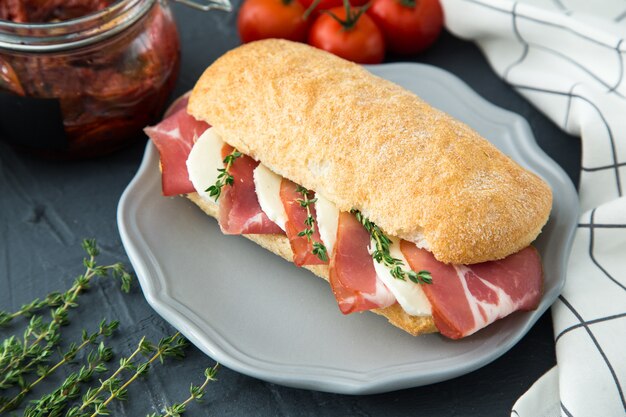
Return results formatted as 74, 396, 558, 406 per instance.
0, 0, 180, 158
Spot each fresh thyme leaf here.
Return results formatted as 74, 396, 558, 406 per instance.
71, 333, 188, 417
149, 364, 219, 417
312, 242, 328, 262
204, 148, 242, 201
295, 186, 328, 262
0, 239, 133, 411
23, 341, 113, 417
0, 241, 131, 330
350, 210, 432, 285
0, 240, 220, 417
0, 320, 118, 414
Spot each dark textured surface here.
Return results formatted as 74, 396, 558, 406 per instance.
0, 2, 580, 416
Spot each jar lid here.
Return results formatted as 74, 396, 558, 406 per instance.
0, 0, 155, 52
173, 0, 231, 12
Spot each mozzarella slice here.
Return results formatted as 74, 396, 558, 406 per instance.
315, 193, 339, 255
186, 128, 224, 203
370, 236, 432, 316
253, 164, 288, 231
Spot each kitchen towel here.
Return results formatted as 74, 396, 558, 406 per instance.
440, 1, 626, 416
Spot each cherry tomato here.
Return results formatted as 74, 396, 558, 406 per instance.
367, 0, 443, 55
237, 0, 309, 43
298, 0, 368, 15
308, 6, 385, 64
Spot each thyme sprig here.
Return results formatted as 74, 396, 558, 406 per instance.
67, 333, 188, 417
0, 316, 57, 389
23, 341, 113, 417
296, 186, 328, 262
0, 239, 219, 417
351, 210, 432, 285
0, 240, 131, 329
0, 239, 131, 399
68, 337, 146, 417
0, 294, 63, 328
205, 148, 242, 201
148, 364, 219, 417
0, 321, 118, 413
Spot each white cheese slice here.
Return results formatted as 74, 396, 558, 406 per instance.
253, 164, 288, 231
370, 236, 432, 316
315, 193, 340, 255
186, 128, 224, 203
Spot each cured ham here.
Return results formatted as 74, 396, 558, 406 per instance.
144, 96, 209, 196
400, 242, 543, 339
219, 145, 284, 235
329, 212, 395, 314
279, 179, 328, 266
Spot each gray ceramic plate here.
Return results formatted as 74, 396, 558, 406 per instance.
118, 63, 578, 395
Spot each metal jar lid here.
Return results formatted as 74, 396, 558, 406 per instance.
0, 0, 231, 53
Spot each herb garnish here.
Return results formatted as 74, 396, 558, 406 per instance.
351, 210, 432, 285
0, 321, 118, 414
69, 333, 189, 417
296, 186, 328, 262
205, 148, 243, 201
0, 239, 130, 329
0, 240, 219, 416
0, 239, 131, 413
23, 339, 114, 416
148, 364, 219, 417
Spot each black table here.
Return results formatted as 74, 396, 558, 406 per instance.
0, 2, 580, 415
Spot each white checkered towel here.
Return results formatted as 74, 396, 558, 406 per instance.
440, 1, 626, 416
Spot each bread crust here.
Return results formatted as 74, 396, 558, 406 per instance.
187, 193, 437, 336
188, 39, 552, 265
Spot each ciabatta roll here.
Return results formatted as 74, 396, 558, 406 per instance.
188, 39, 552, 265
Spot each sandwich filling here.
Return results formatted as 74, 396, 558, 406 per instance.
145, 96, 544, 340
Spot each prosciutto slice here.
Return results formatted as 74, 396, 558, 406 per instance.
219, 144, 284, 235
279, 179, 328, 266
400, 242, 543, 339
144, 96, 209, 196
329, 212, 396, 314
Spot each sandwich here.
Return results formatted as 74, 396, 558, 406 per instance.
145, 39, 552, 340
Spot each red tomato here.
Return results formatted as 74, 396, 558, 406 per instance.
237, 0, 309, 43
308, 6, 385, 64
367, 0, 443, 55
298, 0, 368, 15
